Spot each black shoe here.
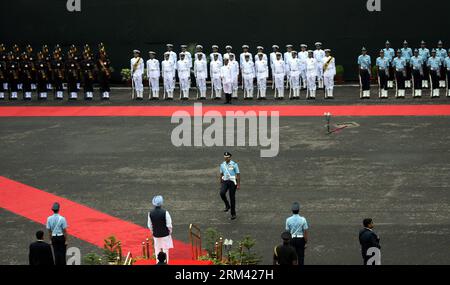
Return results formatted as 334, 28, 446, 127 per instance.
223, 207, 230, 212
230, 215, 237, 220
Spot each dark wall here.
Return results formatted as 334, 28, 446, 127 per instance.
1, 0, 449, 81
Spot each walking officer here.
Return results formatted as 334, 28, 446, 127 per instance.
219, 152, 240, 220
46, 202, 68, 265
286, 202, 309, 265
358, 47, 371, 99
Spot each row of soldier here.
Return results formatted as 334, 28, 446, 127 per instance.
358, 40, 450, 98
0, 43, 112, 100
130, 43, 336, 101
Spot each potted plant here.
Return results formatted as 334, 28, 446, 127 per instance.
120, 68, 131, 86
103, 235, 122, 265
335, 65, 345, 84
83, 252, 103, 265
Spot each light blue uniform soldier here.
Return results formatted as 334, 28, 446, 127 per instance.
46, 202, 68, 265
383, 41, 395, 88
427, 49, 442, 97
445, 50, 450, 97
418, 41, 430, 88
376, 50, 390, 98
401, 41, 413, 87
436, 41, 448, 87
410, 49, 424, 97
393, 50, 407, 97
358, 47, 371, 98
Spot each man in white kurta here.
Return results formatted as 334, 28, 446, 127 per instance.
148, 195, 173, 264
272, 52, 286, 99
322, 49, 336, 99
306, 50, 319, 99
287, 51, 301, 99
146, 51, 160, 99
161, 52, 175, 99
210, 53, 223, 99
177, 53, 191, 100
229, 53, 240, 98
130, 49, 144, 99
241, 54, 255, 99
194, 53, 208, 99
221, 58, 233, 104
255, 53, 268, 99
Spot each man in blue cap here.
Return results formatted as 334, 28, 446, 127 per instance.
46, 202, 68, 265
285, 202, 309, 265
219, 152, 240, 220
148, 195, 173, 264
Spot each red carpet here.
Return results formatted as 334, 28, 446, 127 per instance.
0, 176, 193, 262
1, 105, 450, 117
134, 259, 213, 265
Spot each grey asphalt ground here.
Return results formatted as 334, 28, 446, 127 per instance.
0, 87, 449, 265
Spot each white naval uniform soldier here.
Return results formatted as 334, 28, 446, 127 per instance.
221, 58, 233, 104
194, 53, 208, 99
166, 44, 177, 69
229, 53, 240, 98
180, 45, 192, 68
241, 54, 255, 99
210, 53, 223, 99
255, 52, 268, 99
240, 45, 253, 66
194, 45, 207, 62
146, 51, 160, 99
299, 44, 309, 89
272, 52, 286, 99
223, 45, 233, 60
210, 45, 223, 64
254, 46, 268, 62
306, 50, 320, 99
177, 53, 191, 100
287, 51, 301, 99
284, 45, 294, 88
130, 49, 144, 99
161, 52, 176, 99
322, 49, 336, 99
314, 42, 326, 89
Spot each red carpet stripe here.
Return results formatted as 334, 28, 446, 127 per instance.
0, 176, 192, 260
1, 105, 450, 117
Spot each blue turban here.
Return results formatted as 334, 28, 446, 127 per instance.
152, 195, 164, 207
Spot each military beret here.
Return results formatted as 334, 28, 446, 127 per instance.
224, 151, 232, 157
52, 202, 60, 211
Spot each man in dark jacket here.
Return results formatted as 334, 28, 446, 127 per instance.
359, 218, 381, 265
29, 230, 54, 265
148, 195, 173, 264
